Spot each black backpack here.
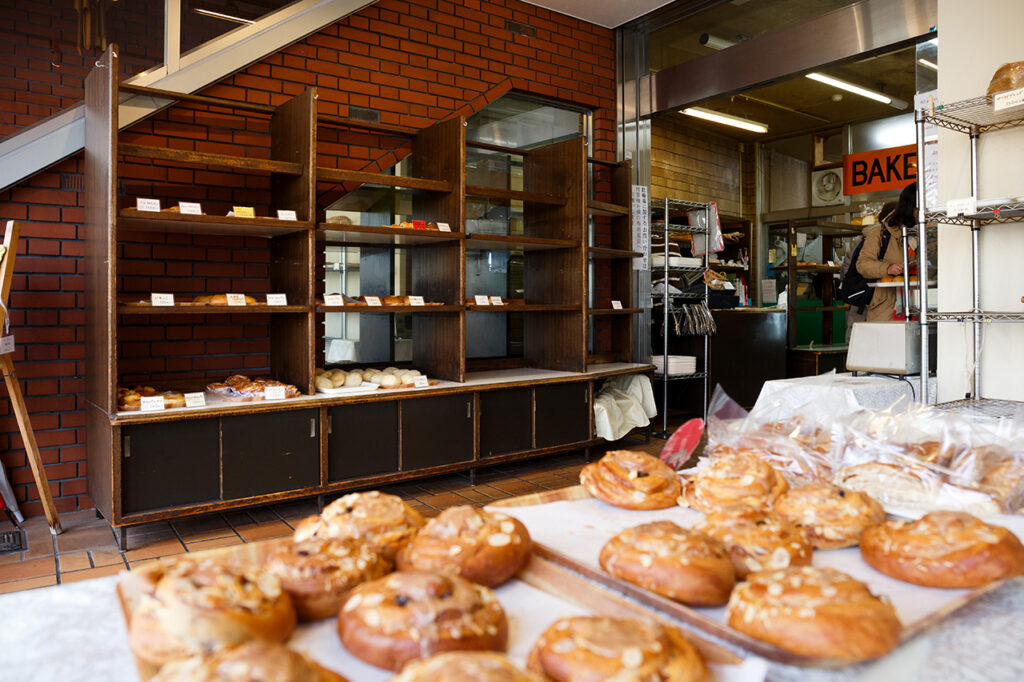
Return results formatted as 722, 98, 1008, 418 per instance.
837, 228, 892, 309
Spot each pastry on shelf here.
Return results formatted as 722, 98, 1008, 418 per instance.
320, 293, 365, 306
118, 385, 186, 410
393, 651, 543, 682
773, 482, 884, 550
294, 490, 425, 560
579, 449, 682, 510
695, 508, 813, 578
149, 641, 346, 682
679, 451, 789, 513
192, 294, 260, 305
205, 374, 300, 401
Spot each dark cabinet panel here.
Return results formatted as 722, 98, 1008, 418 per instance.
123, 418, 220, 513
480, 388, 532, 458
327, 402, 399, 481
535, 382, 590, 449
222, 409, 319, 499
401, 395, 474, 470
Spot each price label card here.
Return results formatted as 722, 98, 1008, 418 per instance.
364, 296, 382, 307
276, 209, 297, 220
0, 335, 14, 355
413, 376, 430, 388
611, 300, 623, 309
994, 86, 1024, 112
827, 260, 836, 267
233, 206, 255, 218
768, 248, 777, 264
184, 392, 206, 408
408, 295, 425, 306
151, 293, 175, 307
264, 385, 287, 401
178, 201, 202, 215
474, 295, 490, 305
226, 293, 247, 306
488, 296, 503, 306
266, 293, 288, 306
324, 294, 344, 306
136, 198, 161, 212
140, 395, 166, 412
796, 232, 807, 248
436, 222, 451, 232
947, 197, 978, 217
412, 220, 427, 230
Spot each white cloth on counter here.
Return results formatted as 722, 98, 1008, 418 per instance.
594, 373, 657, 440
325, 338, 357, 363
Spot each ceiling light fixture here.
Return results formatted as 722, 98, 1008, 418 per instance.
682, 107, 767, 133
918, 58, 938, 71
194, 8, 255, 24
699, 33, 737, 50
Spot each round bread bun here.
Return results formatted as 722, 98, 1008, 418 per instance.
315, 376, 334, 390
315, 367, 325, 376
397, 506, 531, 587
337, 570, 507, 671
680, 452, 789, 514
378, 373, 400, 387
726, 566, 901, 662
579, 449, 682, 510
344, 372, 363, 387
392, 651, 544, 682
384, 366, 401, 373
406, 369, 422, 376
265, 536, 392, 621
695, 508, 813, 578
399, 371, 418, 385
129, 558, 297, 666
773, 483, 884, 550
327, 369, 347, 380
860, 511, 1024, 588
599, 521, 735, 606
527, 616, 707, 682
150, 640, 347, 682
330, 374, 348, 388
293, 491, 425, 560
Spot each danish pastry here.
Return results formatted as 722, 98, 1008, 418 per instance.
680, 452, 789, 513
773, 483, 884, 550
695, 508, 813, 578
580, 449, 682, 510
149, 640, 346, 681
392, 652, 544, 682
293, 491, 425, 560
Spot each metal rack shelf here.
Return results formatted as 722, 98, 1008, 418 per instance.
925, 202, 1024, 226
650, 223, 708, 235
929, 311, 1024, 323
933, 398, 1024, 420
922, 95, 1024, 134
653, 371, 707, 381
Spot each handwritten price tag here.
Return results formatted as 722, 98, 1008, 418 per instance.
488, 296, 503, 305
136, 198, 161, 212
151, 293, 175, 307
324, 294, 344, 306
364, 296, 382, 306
436, 222, 451, 232
474, 295, 490, 305
611, 300, 623, 309
140, 395, 165, 412
184, 392, 206, 408
408, 296, 425, 306
276, 209, 297, 220
0, 335, 14, 355
413, 376, 429, 388
179, 201, 202, 215
226, 293, 247, 306
233, 206, 255, 218
266, 293, 288, 306
264, 385, 287, 401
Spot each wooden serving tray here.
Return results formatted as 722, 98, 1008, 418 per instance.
116, 536, 756, 681
490, 485, 1009, 668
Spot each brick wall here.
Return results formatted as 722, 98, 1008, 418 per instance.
0, 0, 617, 516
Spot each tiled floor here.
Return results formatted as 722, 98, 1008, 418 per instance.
0, 434, 663, 594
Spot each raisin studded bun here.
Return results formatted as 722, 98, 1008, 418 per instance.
773, 483, 885, 549
599, 521, 735, 606
680, 452, 789, 514
293, 491, 425, 559
695, 508, 813, 578
579, 449, 682, 510
337, 570, 507, 671
726, 566, 901, 662
391, 651, 545, 682
149, 641, 346, 682
527, 616, 707, 682
128, 558, 297, 666
265, 536, 391, 620
860, 511, 1024, 588
397, 506, 531, 587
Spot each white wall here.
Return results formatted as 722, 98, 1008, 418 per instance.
937, 0, 1024, 401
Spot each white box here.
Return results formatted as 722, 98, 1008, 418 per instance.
847, 322, 921, 375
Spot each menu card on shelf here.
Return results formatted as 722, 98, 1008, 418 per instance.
136, 198, 161, 212
140, 395, 165, 412
413, 376, 430, 388
151, 293, 174, 306
233, 206, 255, 218
276, 209, 297, 220
474, 295, 490, 305
412, 220, 427, 230
611, 300, 623, 309
179, 202, 202, 215
264, 385, 286, 401
323, 294, 344, 306
364, 296, 382, 306
408, 296, 425, 306
184, 392, 206, 408
226, 293, 247, 306
437, 222, 451, 232
266, 294, 288, 306
489, 296, 503, 305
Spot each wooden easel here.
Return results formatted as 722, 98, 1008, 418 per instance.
0, 221, 62, 534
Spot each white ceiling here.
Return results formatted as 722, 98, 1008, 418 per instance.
523, 0, 674, 28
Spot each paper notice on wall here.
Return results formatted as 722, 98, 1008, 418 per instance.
924, 140, 938, 210
914, 90, 939, 141
631, 185, 649, 271
761, 279, 778, 303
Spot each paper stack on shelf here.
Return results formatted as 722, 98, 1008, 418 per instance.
650, 354, 697, 375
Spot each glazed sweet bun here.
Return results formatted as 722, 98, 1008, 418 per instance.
149, 641, 347, 682
726, 566, 901, 662
337, 571, 507, 671
860, 511, 1024, 588
265, 536, 392, 620
680, 452, 789, 514
579, 449, 682, 510
773, 483, 885, 550
695, 508, 813, 578
293, 491, 425, 560
527, 616, 707, 682
599, 521, 735, 606
129, 558, 297, 666
396, 506, 531, 587
391, 652, 545, 682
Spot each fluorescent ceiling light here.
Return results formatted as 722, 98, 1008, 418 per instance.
194, 8, 255, 24
918, 58, 938, 71
806, 72, 891, 104
683, 107, 767, 133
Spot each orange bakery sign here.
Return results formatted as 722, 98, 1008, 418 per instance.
842, 144, 917, 195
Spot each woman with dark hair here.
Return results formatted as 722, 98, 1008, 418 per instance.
855, 182, 917, 322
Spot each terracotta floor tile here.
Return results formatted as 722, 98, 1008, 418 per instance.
186, 536, 246, 552
57, 551, 93, 573
415, 492, 474, 511
61, 564, 124, 583
448, 487, 497, 503
124, 537, 186, 562
55, 523, 117, 553
405, 500, 437, 517
22, 525, 56, 559
526, 474, 576, 490
0, 575, 57, 594
235, 521, 292, 543
0, 550, 25, 565
172, 514, 236, 543
91, 548, 127, 568
60, 509, 104, 525
469, 484, 515, 500
484, 479, 547, 496
128, 557, 162, 569
0, 556, 55, 583
270, 500, 320, 520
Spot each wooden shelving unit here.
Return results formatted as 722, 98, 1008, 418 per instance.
83, 47, 649, 545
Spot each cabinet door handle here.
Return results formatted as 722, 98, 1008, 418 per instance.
310, 418, 317, 438
466, 401, 472, 419
583, 388, 589, 404
327, 415, 333, 435
124, 436, 131, 458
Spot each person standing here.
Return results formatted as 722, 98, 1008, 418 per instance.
856, 182, 917, 322
842, 201, 897, 341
